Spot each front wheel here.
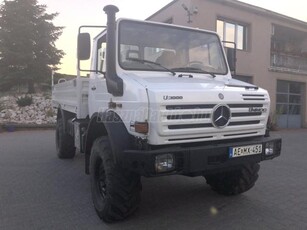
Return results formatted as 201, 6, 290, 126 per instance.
90, 137, 141, 223
205, 163, 260, 196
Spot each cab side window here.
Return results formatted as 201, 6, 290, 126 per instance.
97, 35, 107, 74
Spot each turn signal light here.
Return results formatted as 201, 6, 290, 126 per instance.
134, 122, 149, 134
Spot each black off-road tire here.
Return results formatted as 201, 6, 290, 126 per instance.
205, 163, 260, 196
56, 117, 75, 159
90, 137, 141, 223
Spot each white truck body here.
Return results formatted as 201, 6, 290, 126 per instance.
52, 6, 281, 222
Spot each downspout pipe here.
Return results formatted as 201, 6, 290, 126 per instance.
103, 5, 123, 96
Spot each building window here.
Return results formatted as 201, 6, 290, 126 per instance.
217, 19, 248, 50
276, 80, 302, 115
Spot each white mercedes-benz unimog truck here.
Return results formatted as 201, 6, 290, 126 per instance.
52, 5, 281, 222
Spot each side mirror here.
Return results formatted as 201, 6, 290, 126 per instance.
78, 33, 91, 60
226, 47, 236, 73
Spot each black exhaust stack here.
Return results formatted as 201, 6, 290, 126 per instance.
103, 5, 123, 96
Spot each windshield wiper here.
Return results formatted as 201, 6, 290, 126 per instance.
170, 67, 216, 78
126, 57, 176, 76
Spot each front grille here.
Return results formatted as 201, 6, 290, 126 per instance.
162, 102, 266, 131
224, 132, 258, 137
228, 104, 263, 108
167, 114, 210, 120
229, 120, 260, 126
168, 123, 213, 130
229, 104, 263, 120
166, 104, 215, 110
232, 112, 262, 117
242, 94, 266, 101
158, 93, 269, 143
168, 136, 213, 141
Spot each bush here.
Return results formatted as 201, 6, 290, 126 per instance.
45, 108, 55, 117
43, 92, 51, 100
16, 95, 33, 107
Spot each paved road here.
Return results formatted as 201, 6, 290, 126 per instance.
0, 129, 306, 230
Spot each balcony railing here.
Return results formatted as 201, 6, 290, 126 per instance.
271, 51, 307, 74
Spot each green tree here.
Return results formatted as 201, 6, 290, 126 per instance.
0, 0, 64, 93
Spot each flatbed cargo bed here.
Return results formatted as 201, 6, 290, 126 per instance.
52, 78, 89, 118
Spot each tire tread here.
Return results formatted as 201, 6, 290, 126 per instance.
205, 163, 260, 196
56, 117, 75, 159
90, 137, 141, 223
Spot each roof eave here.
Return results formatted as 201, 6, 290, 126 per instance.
146, 0, 179, 21
209, 0, 307, 28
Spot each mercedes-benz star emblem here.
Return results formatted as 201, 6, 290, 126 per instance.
212, 105, 231, 128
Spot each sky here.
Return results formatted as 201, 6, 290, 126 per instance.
2, 0, 307, 75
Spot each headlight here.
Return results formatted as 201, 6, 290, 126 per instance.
265, 142, 275, 156
155, 154, 175, 173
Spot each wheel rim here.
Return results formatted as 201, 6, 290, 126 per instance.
96, 161, 107, 198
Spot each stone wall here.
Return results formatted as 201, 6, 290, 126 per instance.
0, 94, 56, 125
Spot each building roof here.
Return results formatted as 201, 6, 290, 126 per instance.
147, 0, 307, 28
146, 0, 179, 20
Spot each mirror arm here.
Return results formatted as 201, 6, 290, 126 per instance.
77, 25, 107, 73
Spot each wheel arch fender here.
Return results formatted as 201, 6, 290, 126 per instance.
85, 111, 132, 174
56, 105, 65, 125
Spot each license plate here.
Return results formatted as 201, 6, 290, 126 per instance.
229, 144, 262, 158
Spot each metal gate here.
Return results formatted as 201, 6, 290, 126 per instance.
276, 80, 303, 128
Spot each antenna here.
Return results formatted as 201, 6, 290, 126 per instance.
181, 4, 198, 24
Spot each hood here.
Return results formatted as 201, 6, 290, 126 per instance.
128, 73, 224, 90
124, 72, 261, 104
122, 72, 269, 145
125, 72, 257, 91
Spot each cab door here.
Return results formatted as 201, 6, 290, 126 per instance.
88, 33, 110, 117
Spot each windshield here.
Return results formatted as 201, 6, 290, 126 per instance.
118, 20, 228, 75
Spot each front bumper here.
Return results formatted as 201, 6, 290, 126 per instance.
120, 135, 282, 177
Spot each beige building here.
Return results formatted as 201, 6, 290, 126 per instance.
147, 0, 307, 128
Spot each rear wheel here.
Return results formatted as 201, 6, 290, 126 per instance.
56, 116, 75, 159
205, 163, 260, 195
90, 137, 141, 223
